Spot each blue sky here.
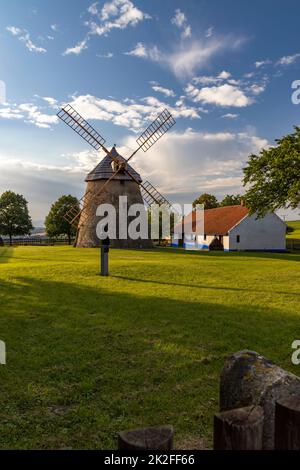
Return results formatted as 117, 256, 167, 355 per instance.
0, 0, 300, 223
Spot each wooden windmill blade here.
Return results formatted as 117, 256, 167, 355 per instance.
63, 190, 92, 226
64, 161, 129, 227
57, 104, 110, 154
135, 109, 176, 153
126, 109, 176, 163
140, 180, 172, 208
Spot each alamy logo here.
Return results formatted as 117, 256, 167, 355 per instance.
291, 340, 300, 365
95, 198, 204, 242
0, 80, 6, 104
0, 341, 6, 365
291, 80, 300, 104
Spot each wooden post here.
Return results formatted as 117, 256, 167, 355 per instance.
214, 406, 264, 450
118, 426, 174, 450
275, 396, 300, 449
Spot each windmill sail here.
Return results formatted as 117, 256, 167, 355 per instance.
57, 104, 107, 151
141, 180, 172, 208
136, 109, 175, 153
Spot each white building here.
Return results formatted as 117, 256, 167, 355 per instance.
172, 205, 286, 252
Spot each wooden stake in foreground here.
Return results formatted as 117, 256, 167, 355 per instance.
275, 396, 300, 450
118, 426, 174, 450
214, 406, 264, 450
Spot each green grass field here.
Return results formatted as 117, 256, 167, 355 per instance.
287, 220, 300, 239
0, 246, 299, 449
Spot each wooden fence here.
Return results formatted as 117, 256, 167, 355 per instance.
286, 238, 300, 251
117, 398, 300, 450
1, 237, 299, 251
1, 237, 75, 246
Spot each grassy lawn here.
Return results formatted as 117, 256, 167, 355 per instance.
0, 246, 299, 450
287, 220, 300, 240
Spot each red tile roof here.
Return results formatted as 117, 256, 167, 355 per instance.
182, 205, 249, 235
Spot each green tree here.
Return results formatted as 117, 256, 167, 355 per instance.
45, 195, 79, 245
0, 191, 33, 245
192, 193, 219, 209
220, 194, 242, 207
243, 126, 300, 217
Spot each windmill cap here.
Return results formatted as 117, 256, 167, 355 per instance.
85, 147, 142, 182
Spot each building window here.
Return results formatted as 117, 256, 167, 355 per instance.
237, 235, 240, 243
204, 234, 206, 241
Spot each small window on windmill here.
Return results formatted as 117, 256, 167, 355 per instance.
112, 159, 125, 174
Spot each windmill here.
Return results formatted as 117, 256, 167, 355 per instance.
57, 104, 176, 248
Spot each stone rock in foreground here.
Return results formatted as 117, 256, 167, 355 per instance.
220, 350, 300, 449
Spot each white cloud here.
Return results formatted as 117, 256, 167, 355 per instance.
0, 91, 199, 132
125, 36, 242, 79
190, 70, 267, 105
249, 83, 266, 95
276, 53, 300, 66
68, 93, 200, 132
125, 42, 161, 60
120, 128, 269, 201
171, 9, 191, 39
6, 26, 22, 36
185, 83, 252, 107
88, 0, 150, 36
222, 113, 238, 119
206, 26, 214, 38
218, 70, 231, 80
40, 97, 59, 108
97, 52, 114, 58
63, 39, 89, 56
0, 101, 58, 128
125, 42, 147, 58
192, 70, 231, 85
0, 107, 24, 120
69, 149, 100, 172
151, 85, 176, 98
167, 40, 225, 79
51, 24, 59, 32
88, 2, 98, 15
64, 0, 150, 55
255, 59, 272, 68
6, 26, 47, 53
18, 103, 58, 128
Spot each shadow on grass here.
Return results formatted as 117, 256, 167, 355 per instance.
112, 275, 300, 297
0, 275, 298, 450
160, 247, 300, 262
0, 247, 14, 263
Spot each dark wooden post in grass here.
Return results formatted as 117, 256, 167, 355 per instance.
275, 396, 300, 449
214, 406, 264, 450
118, 426, 174, 450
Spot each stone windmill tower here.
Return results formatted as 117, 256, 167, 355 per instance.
57, 105, 175, 248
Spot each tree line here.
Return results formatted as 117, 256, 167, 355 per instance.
0, 193, 79, 245
192, 193, 242, 209
0, 126, 299, 245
